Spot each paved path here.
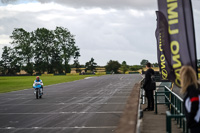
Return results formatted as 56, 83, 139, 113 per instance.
140, 84, 183, 133
140, 104, 182, 133
0, 74, 142, 133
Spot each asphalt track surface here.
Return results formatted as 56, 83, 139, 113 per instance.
0, 74, 142, 133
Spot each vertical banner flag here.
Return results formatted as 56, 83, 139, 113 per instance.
155, 11, 172, 82
156, 0, 198, 87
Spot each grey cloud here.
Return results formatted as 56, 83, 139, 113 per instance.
1, 0, 157, 10
1, 0, 17, 3
0, 2, 160, 65
38, 0, 157, 9
38, 0, 157, 10
1, 0, 200, 65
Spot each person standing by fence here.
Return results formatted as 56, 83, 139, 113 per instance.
143, 62, 155, 111
180, 66, 200, 133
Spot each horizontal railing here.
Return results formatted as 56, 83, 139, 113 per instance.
155, 86, 188, 133
140, 78, 145, 104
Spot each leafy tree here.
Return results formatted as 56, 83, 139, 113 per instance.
32, 28, 55, 73
197, 59, 200, 68
64, 64, 71, 73
73, 60, 81, 73
10, 28, 34, 75
54, 27, 79, 73
8, 49, 22, 74
0, 46, 10, 74
73, 51, 81, 73
0, 60, 3, 74
34, 53, 46, 74
50, 52, 63, 73
105, 60, 121, 74
10, 28, 33, 64
23, 63, 34, 75
120, 61, 129, 74
49, 40, 63, 73
0, 27, 80, 75
0, 46, 21, 75
140, 59, 149, 67
152, 62, 158, 67
85, 57, 97, 72
130, 65, 142, 71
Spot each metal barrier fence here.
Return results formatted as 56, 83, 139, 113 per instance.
155, 86, 188, 133
140, 78, 145, 105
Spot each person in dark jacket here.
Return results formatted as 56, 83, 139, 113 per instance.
143, 62, 155, 111
180, 66, 200, 133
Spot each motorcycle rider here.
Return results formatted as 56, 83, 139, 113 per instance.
33, 76, 43, 94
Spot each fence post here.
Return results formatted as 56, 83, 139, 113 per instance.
140, 86, 144, 104
178, 101, 181, 127
162, 86, 186, 133
183, 119, 185, 133
171, 93, 174, 114
142, 88, 145, 104
155, 91, 158, 114
180, 103, 183, 128
165, 86, 167, 105
166, 111, 172, 133
175, 96, 177, 123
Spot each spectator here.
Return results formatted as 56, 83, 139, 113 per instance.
180, 66, 200, 133
143, 62, 155, 111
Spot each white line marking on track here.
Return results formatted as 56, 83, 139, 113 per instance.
1, 126, 117, 130
0, 112, 123, 115
5, 127, 15, 129
84, 77, 93, 79
32, 127, 41, 129
0, 96, 129, 100
0, 103, 126, 106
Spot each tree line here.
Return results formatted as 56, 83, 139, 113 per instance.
0, 26, 158, 75
83, 59, 158, 74
0, 27, 80, 75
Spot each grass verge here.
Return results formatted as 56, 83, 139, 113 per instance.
0, 75, 99, 93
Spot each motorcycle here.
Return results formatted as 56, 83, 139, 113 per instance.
33, 82, 43, 99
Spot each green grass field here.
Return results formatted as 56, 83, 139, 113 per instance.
0, 75, 98, 93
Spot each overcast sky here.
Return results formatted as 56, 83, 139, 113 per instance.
0, 0, 200, 66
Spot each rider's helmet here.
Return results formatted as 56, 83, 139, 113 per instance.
36, 76, 40, 81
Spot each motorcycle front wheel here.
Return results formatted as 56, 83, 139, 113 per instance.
36, 89, 39, 99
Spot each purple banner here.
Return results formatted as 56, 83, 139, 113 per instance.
156, 0, 197, 87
